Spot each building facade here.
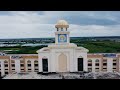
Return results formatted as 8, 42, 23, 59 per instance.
0, 20, 120, 76
37, 20, 89, 73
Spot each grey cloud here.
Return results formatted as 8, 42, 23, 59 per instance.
0, 11, 119, 38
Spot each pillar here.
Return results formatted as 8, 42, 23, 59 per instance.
83, 54, 88, 72
51, 51, 55, 72
31, 60, 34, 72
70, 50, 74, 72
92, 59, 95, 72
15, 60, 20, 73
1, 61, 5, 76
107, 58, 113, 72
38, 55, 42, 72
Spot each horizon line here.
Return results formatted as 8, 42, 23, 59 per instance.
0, 36, 120, 39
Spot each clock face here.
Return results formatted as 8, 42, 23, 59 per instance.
58, 34, 67, 43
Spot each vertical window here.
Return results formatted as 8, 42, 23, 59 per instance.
34, 60, 38, 72
95, 59, 99, 63
4, 60, 9, 74
27, 60, 31, 71
88, 59, 92, 72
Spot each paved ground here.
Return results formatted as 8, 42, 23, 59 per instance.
2, 72, 120, 79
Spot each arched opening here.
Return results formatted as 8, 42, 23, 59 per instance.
42, 57, 48, 72
78, 56, 83, 71
4, 60, 9, 74
88, 59, 92, 72
58, 53, 67, 72
34, 60, 39, 72
95, 59, 99, 72
11, 60, 15, 72
20, 60, 24, 72
27, 60, 31, 72
95, 59, 99, 62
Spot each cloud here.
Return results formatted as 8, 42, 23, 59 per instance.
69, 24, 120, 37
0, 11, 119, 38
1, 11, 120, 25
0, 23, 119, 39
0, 24, 55, 38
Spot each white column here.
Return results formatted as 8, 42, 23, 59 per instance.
107, 58, 113, 72
99, 59, 101, 71
31, 60, 34, 72
67, 34, 69, 43
38, 54, 42, 72
1, 61, 5, 76
69, 51, 74, 72
83, 53, 88, 72
15, 60, 20, 73
68, 34, 70, 43
25, 60, 28, 72
119, 58, 120, 72
51, 50, 55, 72
92, 59, 95, 72
48, 55, 50, 72
73, 50, 77, 72
66, 52, 70, 72
55, 33, 58, 44
56, 53, 59, 72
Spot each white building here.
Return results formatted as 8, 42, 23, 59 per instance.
0, 19, 120, 77
37, 20, 89, 73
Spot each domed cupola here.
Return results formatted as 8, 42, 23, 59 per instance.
55, 20, 70, 44
55, 20, 69, 31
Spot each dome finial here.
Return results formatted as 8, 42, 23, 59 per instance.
55, 19, 69, 28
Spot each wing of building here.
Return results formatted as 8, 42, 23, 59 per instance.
0, 20, 120, 76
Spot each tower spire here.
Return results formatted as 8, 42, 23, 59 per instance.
55, 19, 70, 44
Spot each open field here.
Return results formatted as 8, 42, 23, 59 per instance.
1, 45, 47, 54
76, 41, 120, 53
0, 37, 120, 54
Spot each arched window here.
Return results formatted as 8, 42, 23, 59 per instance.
27, 60, 31, 67
20, 60, 24, 68
34, 60, 38, 72
95, 59, 99, 62
4, 60, 9, 74
88, 59, 92, 63
20, 60, 24, 63
4, 60, 8, 63
78, 56, 83, 58
11, 60, 15, 63
95, 59, 99, 66
34, 60, 38, 64
11, 60, 15, 67
43, 56, 47, 59
27, 60, 31, 72
27, 60, 31, 63
88, 59, 92, 71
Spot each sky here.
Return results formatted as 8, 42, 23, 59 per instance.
0, 11, 120, 39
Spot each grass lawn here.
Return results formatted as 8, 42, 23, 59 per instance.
0, 40, 120, 54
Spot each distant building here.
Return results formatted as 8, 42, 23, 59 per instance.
0, 20, 120, 76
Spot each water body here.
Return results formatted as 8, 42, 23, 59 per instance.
21, 43, 51, 46
0, 43, 51, 47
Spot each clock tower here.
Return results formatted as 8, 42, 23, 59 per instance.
55, 20, 70, 44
